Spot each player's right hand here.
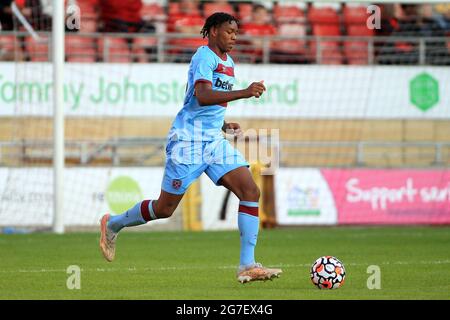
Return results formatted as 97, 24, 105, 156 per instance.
245, 81, 266, 99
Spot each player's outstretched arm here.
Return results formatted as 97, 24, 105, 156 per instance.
195, 81, 266, 106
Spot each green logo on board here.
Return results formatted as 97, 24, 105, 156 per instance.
106, 176, 142, 214
409, 73, 439, 111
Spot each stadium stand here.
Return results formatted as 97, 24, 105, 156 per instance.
341, 4, 373, 64
25, 35, 49, 61
0, 34, 24, 61
97, 36, 132, 63
0, 0, 15, 31
66, 35, 97, 62
239, 4, 277, 63
1, 0, 450, 169
0, 0, 448, 65
98, 0, 144, 33
270, 22, 308, 64
132, 35, 158, 63
236, 2, 253, 24
203, 1, 236, 17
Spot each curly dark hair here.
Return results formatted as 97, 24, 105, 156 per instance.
200, 12, 239, 39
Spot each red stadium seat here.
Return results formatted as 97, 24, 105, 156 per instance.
167, 15, 207, 60
0, 35, 15, 51
237, 3, 253, 23
308, 6, 340, 25
167, 12, 203, 33
310, 24, 343, 64
271, 23, 307, 54
98, 37, 131, 63
310, 41, 344, 64
173, 15, 204, 30
344, 25, 373, 65
168, 2, 181, 15
312, 24, 341, 36
321, 47, 344, 65
166, 0, 201, 32
273, 5, 306, 24
270, 23, 308, 63
342, 5, 368, 25
74, 0, 98, 19
0, 35, 24, 61
203, 3, 235, 17
132, 36, 158, 63
140, 3, 166, 22
79, 18, 98, 33
169, 37, 208, 53
67, 55, 97, 63
25, 36, 49, 62
344, 41, 369, 64
242, 23, 277, 36
133, 36, 157, 48
239, 23, 277, 63
346, 24, 374, 37
65, 35, 97, 62
0, 36, 24, 61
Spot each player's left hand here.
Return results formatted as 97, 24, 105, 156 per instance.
223, 122, 243, 137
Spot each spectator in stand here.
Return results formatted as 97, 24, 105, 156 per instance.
240, 4, 276, 63
373, 4, 397, 64
388, 4, 449, 64
374, 4, 397, 37
420, 4, 445, 37
99, 0, 147, 33
170, 0, 202, 34
0, 35, 25, 61
433, 3, 450, 32
168, 0, 204, 63
201, 0, 236, 16
22, 0, 52, 31
391, 4, 422, 64
0, 0, 14, 31
421, 4, 450, 65
3, 0, 52, 31
0, 0, 24, 60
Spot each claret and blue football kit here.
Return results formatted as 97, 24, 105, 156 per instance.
162, 45, 249, 195
108, 46, 259, 269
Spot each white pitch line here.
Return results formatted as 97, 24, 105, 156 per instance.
1, 259, 450, 274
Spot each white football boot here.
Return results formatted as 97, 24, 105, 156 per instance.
99, 213, 117, 262
237, 262, 282, 284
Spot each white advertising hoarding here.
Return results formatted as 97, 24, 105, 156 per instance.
275, 168, 338, 225
200, 175, 240, 230
0, 63, 448, 118
0, 167, 167, 227
0, 167, 241, 229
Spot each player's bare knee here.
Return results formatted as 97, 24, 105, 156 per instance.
240, 184, 260, 202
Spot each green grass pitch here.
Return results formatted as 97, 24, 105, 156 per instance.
0, 226, 449, 300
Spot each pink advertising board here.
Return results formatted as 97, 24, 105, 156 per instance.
321, 169, 450, 225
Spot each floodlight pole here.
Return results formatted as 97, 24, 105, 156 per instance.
52, 0, 65, 234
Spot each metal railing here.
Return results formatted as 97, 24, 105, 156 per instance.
1, 31, 449, 65
280, 141, 450, 167
1, 139, 449, 168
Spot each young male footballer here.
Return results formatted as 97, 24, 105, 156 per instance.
100, 12, 282, 283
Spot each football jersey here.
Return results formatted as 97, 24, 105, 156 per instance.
167, 46, 235, 141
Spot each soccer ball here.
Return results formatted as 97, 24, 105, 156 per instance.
310, 256, 346, 289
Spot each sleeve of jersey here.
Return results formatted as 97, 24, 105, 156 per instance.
193, 52, 216, 87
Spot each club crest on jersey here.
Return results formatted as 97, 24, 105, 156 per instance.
172, 179, 182, 190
